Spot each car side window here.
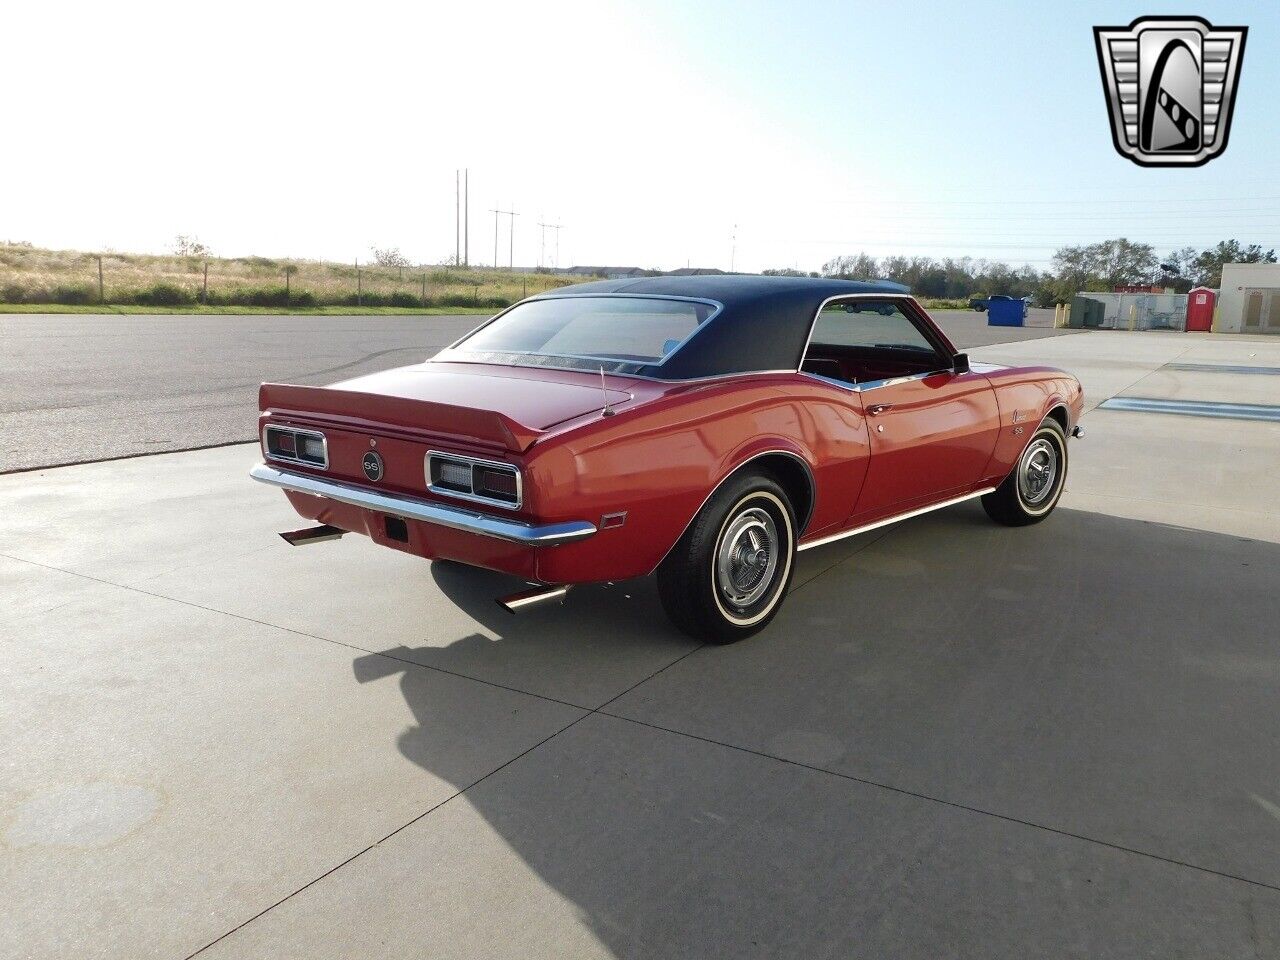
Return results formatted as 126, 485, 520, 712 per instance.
801, 300, 947, 386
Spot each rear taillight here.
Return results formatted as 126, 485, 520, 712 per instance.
264, 426, 328, 468
475, 466, 519, 500
426, 452, 521, 509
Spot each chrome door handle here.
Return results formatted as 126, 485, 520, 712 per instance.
866, 403, 894, 415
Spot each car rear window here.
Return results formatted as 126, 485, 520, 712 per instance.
453, 296, 717, 365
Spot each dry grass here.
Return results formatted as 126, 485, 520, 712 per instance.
0, 244, 594, 308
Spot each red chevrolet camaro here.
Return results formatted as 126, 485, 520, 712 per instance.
252, 275, 1084, 642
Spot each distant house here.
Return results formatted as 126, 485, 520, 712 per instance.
666, 267, 727, 276
562, 266, 649, 279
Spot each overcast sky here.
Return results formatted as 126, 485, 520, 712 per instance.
5, 0, 1276, 272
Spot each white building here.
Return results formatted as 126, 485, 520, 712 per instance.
1217, 263, 1280, 334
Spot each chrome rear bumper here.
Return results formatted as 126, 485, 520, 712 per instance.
250, 463, 596, 546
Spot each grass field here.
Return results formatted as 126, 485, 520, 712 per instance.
0, 244, 595, 310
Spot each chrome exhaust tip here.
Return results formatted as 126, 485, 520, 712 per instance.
279, 524, 345, 546
497, 584, 570, 614
1071, 424, 1086, 439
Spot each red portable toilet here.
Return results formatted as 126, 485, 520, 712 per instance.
1186, 287, 1216, 332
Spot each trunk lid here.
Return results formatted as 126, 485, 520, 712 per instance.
259, 362, 631, 453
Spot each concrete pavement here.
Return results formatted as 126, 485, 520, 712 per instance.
3, 328, 1279, 958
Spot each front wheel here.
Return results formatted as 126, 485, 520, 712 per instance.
982, 418, 1068, 526
657, 472, 796, 643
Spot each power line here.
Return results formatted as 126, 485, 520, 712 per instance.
792, 210, 1280, 223
824, 193, 1280, 207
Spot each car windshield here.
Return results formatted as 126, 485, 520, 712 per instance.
453, 296, 717, 365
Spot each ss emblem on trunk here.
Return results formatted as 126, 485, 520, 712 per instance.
362, 451, 384, 482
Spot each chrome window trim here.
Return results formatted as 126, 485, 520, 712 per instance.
250, 463, 593, 546
798, 369, 953, 393
426, 357, 798, 385
443, 293, 725, 368
262, 425, 329, 470
425, 450, 523, 511
797, 293, 959, 388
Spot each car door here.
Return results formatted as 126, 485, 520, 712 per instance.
799, 297, 1000, 522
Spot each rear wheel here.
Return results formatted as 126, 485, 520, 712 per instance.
658, 472, 796, 643
982, 418, 1068, 526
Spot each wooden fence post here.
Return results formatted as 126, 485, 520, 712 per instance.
97, 255, 104, 303
421, 273, 427, 304
202, 262, 208, 304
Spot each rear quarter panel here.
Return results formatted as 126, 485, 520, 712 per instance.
527, 374, 870, 583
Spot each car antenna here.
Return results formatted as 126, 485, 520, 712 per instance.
599, 365, 615, 417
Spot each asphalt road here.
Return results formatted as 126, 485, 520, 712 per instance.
0, 309, 1071, 473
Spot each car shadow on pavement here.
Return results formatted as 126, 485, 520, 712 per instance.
342, 506, 1280, 957
351, 559, 697, 709
427, 558, 677, 650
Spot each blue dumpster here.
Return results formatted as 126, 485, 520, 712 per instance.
987, 297, 1025, 327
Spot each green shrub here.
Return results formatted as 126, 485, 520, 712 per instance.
53, 285, 97, 305
388, 291, 422, 308
1, 283, 27, 303
135, 283, 196, 306
438, 292, 475, 307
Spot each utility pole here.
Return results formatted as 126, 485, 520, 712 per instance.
539, 221, 564, 270
490, 209, 501, 268
508, 205, 518, 269
730, 224, 738, 273
490, 207, 517, 269
454, 170, 460, 267
463, 168, 469, 267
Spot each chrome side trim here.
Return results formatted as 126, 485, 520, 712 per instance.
646, 449, 817, 576
250, 464, 596, 546
425, 449, 523, 510
797, 487, 997, 552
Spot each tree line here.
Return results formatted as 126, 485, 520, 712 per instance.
768, 239, 1276, 305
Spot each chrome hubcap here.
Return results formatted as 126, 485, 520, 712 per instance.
1019, 437, 1058, 505
716, 507, 779, 608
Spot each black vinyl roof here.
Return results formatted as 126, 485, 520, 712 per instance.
529, 274, 910, 379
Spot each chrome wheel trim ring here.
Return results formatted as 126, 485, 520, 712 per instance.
710, 492, 793, 627
1018, 435, 1060, 508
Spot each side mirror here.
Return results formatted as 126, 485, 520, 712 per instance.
952, 352, 970, 374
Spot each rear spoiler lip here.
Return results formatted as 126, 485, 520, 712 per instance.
258, 383, 543, 453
